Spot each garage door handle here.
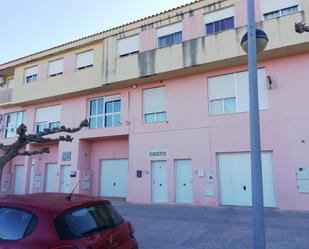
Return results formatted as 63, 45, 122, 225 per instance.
243, 185, 247, 191
113, 182, 116, 186
159, 184, 162, 186
183, 183, 186, 186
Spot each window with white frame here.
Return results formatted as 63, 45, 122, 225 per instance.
48, 59, 64, 77
208, 68, 269, 115
264, 5, 299, 20
88, 95, 121, 129
143, 86, 166, 123
4, 111, 25, 138
204, 7, 235, 35
76, 50, 94, 70
260, 0, 300, 20
24, 66, 38, 83
118, 35, 139, 57
35, 105, 61, 132
157, 23, 182, 48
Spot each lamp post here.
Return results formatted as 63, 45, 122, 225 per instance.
240, 0, 268, 249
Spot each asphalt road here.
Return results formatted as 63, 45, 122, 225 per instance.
113, 202, 309, 249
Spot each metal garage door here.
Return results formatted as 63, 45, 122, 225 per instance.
14, 165, 24, 195
100, 159, 128, 198
45, 163, 57, 192
219, 152, 277, 207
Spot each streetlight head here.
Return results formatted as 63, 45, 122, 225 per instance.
241, 29, 269, 54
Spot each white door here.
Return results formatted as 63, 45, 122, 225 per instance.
45, 163, 57, 192
100, 159, 128, 198
28, 165, 34, 194
219, 152, 277, 207
152, 161, 168, 202
14, 165, 24, 195
60, 165, 71, 193
175, 160, 193, 203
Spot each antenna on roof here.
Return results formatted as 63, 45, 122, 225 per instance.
66, 181, 80, 201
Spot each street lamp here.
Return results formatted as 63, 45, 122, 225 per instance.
240, 1, 269, 249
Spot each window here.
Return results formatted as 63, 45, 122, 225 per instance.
35, 105, 61, 132
48, 58, 63, 77
205, 17, 234, 35
204, 7, 235, 35
88, 95, 121, 129
143, 86, 166, 123
118, 35, 139, 57
24, 66, 38, 83
62, 152, 72, 161
54, 203, 124, 240
0, 207, 37, 241
208, 68, 269, 115
158, 32, 182, 48
76, 50, 94, 70
264, 5, 298, 20
157, 22, 182, 48
4, 111, 25, 138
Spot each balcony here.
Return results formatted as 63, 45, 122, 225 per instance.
0, 88, 13, 105
102, 12, 309, 85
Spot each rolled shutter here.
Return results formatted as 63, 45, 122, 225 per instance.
48, 59, 63, 76
143, 87, 166, 114
76, 50, 94, 68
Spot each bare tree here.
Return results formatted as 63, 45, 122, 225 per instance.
0, 119, 88, 187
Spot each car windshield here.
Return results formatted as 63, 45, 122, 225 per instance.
54, 203, 124, 240
0, 207, 36, 241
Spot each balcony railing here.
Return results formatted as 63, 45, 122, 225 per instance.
0, 88, 13, 104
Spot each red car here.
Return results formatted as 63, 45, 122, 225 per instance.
0, 193, 138, 249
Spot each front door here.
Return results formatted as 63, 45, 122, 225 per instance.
152, 161, 168, 202
28, 164, 34, 194
60, 165, 71, 193
45, 163, 57, 192
175, 159, 193, 203
14, 165, 24, 195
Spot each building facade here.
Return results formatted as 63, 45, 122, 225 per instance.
0, 0, 309, 211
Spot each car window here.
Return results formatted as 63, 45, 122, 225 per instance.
0, 207, 37, 241
54, 203, 124, 240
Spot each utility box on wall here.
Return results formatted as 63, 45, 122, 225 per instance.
296, 167, 309, 193
80, 170, 91, 190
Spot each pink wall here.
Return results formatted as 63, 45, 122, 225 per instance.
182, 14, 204, 41
235, 0, 262, 27
37, 62, 48, 80
63, 54, 76, 73
139, 29, 157, 52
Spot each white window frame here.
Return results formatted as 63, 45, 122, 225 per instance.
35, 105, 61, 132
24, 66, 38, 83
48, 58, 64, 77
208, 68, 269, 116
263, 5, 299, 20
76, 50, 94, 70
4, 111, 25, 138
143, 86, 166, 123
88, 95, 121, 129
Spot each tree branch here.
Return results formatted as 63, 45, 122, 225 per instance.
16, 147, 50, 156
0, 143, 11, 151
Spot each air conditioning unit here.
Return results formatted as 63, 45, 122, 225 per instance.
0, 76, 6, 86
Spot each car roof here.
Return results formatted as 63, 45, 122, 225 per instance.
0, 193, 109, 218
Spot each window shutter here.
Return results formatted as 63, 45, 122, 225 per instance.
157, 22, 182, 38
36, 105, 61, 123
208, 74, 235, 100
260, 0, 299, 14
143, 87, 166, 114
117, 35, 140, 56
25, 66, 38, 77
48, 59, 63, 75
204, 7, 235, 24
76, 50, 94, 68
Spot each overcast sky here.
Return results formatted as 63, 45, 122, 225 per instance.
0, 0, 194, 64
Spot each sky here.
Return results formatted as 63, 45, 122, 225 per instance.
0, 0, 195, 64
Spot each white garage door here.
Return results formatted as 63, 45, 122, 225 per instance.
219, 152, 277, 208
14, 165, 24, 195
100, 159, 128, 198
45, 163, 57, 192
175, 160, 193, 203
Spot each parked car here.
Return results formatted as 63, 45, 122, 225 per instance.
0, 193, 138, 249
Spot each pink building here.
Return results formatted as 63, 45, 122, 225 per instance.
0, 0, 309, 211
